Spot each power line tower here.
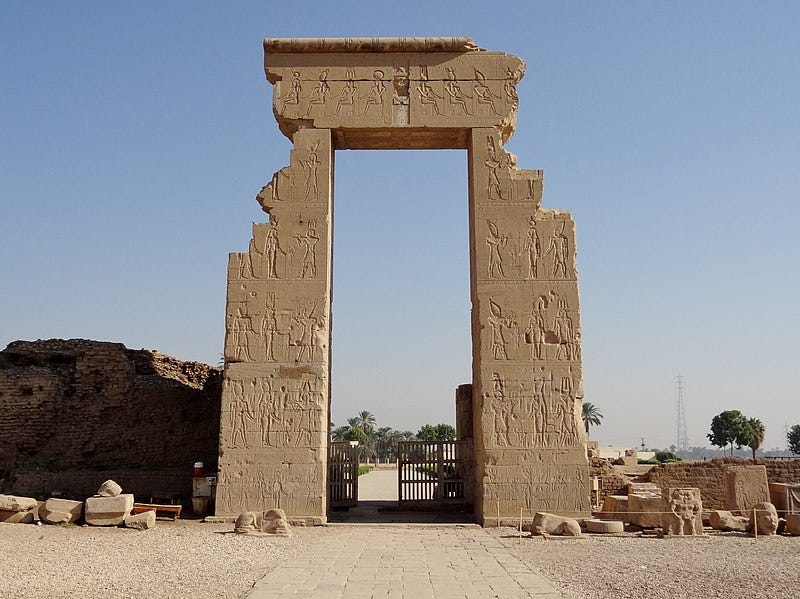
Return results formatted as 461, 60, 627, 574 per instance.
674, 374, 689, 451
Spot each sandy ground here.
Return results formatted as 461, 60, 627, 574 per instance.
491, 527, 800, 599
0, 521, 328, 599
3, 518, 799, 598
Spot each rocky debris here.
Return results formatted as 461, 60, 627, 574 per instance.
40, 498, 83, 524
0, 510, 36, 523
708, 510, 749, 532
263, 509, 292, 537
97, 480, 122, 497
85, 489, 134, 526
0, 494, 38, 512
597, 495, 629, 522
124, 510, 156, 530
628, 494, 663, 529
784, 514, 800, 536
749, 501, 779, 535
0, 494, 39, 523
585, 519, 624, 534
527, 512, 582, 537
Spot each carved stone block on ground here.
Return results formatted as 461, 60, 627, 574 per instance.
124, 510, 156, 530
528, 512, 581, 537
627, 482, 661, 498
85, 493, 134, 526
785, 514, 800, 536
40, 498, 83, 524
263, 508, 292, 536
598, 495, 629, 522
97, 479, 123, 497
725, 465, 769, 514
585, 519, 624, 534
662, 488, 703, 536
628, 494, 663, 529
0, 494, 38, 513
708, 510, 749, 532
768, 482, 800, 515
749, 501, 779, 536
0, 510, 35, 523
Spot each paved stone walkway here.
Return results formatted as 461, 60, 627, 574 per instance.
247, 526, 560, 599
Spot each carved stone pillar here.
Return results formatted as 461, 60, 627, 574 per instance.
216, 128, 333, 524
468, 128, 590, 524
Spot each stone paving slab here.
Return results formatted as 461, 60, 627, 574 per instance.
247, 526, 561, 599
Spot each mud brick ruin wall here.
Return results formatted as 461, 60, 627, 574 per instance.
0, 339, 221, 501
644, 458, 800, 510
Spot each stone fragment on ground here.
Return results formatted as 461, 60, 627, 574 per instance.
0, 510, 36, 523
725, 465, 769, 513
586, 519, 624, 533
96, 479, 123, 497
528, 512, 582, 536
124, 510, 156, 530
628, 494, 663, 528
0, 494, 38, 512
785, 513, 800, 536
709, 510, 749, 532
749, 501, 779, 535
85, 493, 134, 526
662, 487, 703, 536
263, 508, 292, 536
40, 498, 83, 524
598, 495, 629, 522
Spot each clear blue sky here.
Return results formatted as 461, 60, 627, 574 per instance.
2, 1, 798, 450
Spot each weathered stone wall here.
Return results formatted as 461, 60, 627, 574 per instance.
645, 458, 800, 510
0, 339, 221, 501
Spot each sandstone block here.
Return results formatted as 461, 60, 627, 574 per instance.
124, 510, 156, 530
586, 519, 624, 533
708, 510, 749, 532
97, 479, 123, 497
725, 465, 769, 514
263, 508, 292, 537
40, 498, 83, 524
768, 482, 800, 514
0, 510, 35, 524
785, 514, 800, 536
628, 494, 663, 528
662, 488, 703, 536
627, 483, 661, 498
85, 493, 134, 526
528, 512, 581, 537
598, 495, 629, 522
0, 494, 38, 513
749, 501, 779, 536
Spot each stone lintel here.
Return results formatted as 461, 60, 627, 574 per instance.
264, 37, 481, 54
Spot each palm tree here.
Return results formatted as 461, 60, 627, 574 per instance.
581, 402, 603, 435
746, 417, 765, 460
353, 411, 377, 436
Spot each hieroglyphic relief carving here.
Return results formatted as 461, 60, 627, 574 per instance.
546, 223, 570, 279
522, 217, 541, 279
294, 220, 319, 278
487, 299, 518, 360
361, 70, 386, 116
485, 221, 509, 279
417, 66, 444, 116
445, 67, 472, 116
279, 69, 302, 112
335, 69, 358, 117
474, 69, 499, 115
303, 142, 321, 201
485, 136, 507, 200
305, 70, 330, 116
392, 66, 410, 125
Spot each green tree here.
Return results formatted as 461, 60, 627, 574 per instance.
707, 410, 748, 456
330, 425, 350, 440
342, 426, 368, 445
352, 411, 377, 436
581, 402, 603, 435
741, 417, 766, 460
416, 423, 456, 441
788, 424, 800, 455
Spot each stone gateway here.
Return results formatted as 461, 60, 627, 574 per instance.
216, 37, 590, 525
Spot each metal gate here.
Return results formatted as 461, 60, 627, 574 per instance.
328, 441, 359, 508
397, 440, 471, 508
